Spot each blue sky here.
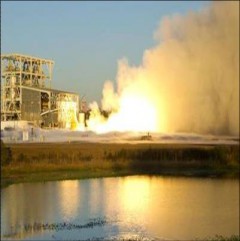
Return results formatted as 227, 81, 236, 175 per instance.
2, 1, 210, 103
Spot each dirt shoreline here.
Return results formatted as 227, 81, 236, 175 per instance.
1, 142, 239, 188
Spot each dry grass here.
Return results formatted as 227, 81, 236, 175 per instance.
1, 142, 239, 187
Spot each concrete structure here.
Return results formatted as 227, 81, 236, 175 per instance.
1, 53, 79, 128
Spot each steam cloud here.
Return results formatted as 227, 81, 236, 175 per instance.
95, 1, 239, 135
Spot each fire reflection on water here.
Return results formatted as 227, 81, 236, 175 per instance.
57, 181, 80, 221
1, 177, 239, 240
120, 178, 150, 216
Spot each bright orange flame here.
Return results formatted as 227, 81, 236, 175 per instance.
86, 92, 157, 134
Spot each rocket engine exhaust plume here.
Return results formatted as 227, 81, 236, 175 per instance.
86, 1, 239, 135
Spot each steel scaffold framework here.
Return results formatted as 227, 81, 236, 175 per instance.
1, 53, 54, 121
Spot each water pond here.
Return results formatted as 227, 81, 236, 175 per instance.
1, 176, 239, 240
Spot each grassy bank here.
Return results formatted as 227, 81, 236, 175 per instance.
200, 235, 240, 241
1, 141, 239, 187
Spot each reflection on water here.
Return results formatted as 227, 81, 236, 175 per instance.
1, 176, 239, 240
58, 181, 80, 220
121, 178, 150, 212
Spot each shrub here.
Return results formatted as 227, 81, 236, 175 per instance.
16, 153, 30, 163
1, 140, 12, 165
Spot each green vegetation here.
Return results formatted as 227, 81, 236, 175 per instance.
1, 142, 239, 187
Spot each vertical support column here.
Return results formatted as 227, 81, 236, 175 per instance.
40, 60, 43, 87
19, 56, 22, 121
48, 91, 51, 111
49, 62, 52, 89
30, 57, 32, 86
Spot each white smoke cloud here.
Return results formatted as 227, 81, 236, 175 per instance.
101, 81, 119, 112
91, 1, 239, 135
